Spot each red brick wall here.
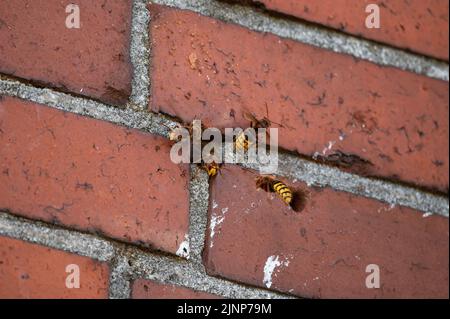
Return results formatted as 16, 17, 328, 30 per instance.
253, 0, 449, 61
149, 4, 448, 193
0, 0, 133, 105
0, 237, 109, 299
0, 96, 190, 254
204, 166, 448, 298
0, 0, 448, 299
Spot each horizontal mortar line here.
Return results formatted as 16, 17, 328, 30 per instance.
0, 212, 291, 299
149, 0, 449, 82
129, 253, 295, 299
223, 150, 449, 218
0, 212, 115, 262
1, 77, 447, 216
0, 77, 177, 139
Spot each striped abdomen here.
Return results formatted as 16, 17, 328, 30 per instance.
272, 181, 293, 205
207, 166, 218, 177
235, 132, 253, 151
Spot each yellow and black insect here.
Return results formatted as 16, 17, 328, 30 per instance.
235, 129, 251, 151
255, 176, 307, 212
272, 180, 294, 205
235, 111, 272, 151
202, 161, 221, 177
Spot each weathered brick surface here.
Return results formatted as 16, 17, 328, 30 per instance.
131, 279, 219, 299
0, 96, 190, 255
203, 165, 449, 298
148, 4, 449, 193
0, 236, 109, 298
251, 0, 449, 60
0, 0, 133, 105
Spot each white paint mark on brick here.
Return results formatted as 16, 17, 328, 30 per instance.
377, 203, 396, 213
263, 255, 291, 289
209, 207, 229, 248
312, 140, 336, 160
322, 141, 336, 155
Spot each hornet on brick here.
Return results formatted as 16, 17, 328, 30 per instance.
202, 161, 222, 178
235, 104, 282, 151
255, 176, 308, 212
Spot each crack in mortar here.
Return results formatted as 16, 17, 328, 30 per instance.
129, 0, 151, 110
150, 0, 449, 81
0, 212, 292, 299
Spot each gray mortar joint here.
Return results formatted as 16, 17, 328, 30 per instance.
0, 0, 448, 299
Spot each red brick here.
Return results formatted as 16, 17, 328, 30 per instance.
203, 165, 449, 298
0, 236, 109, 298
252, 0, 449, 60
0, 0, 133, 105
149, 4, 449, 193
131, 279, 219, 299
0, 96, 190, 255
